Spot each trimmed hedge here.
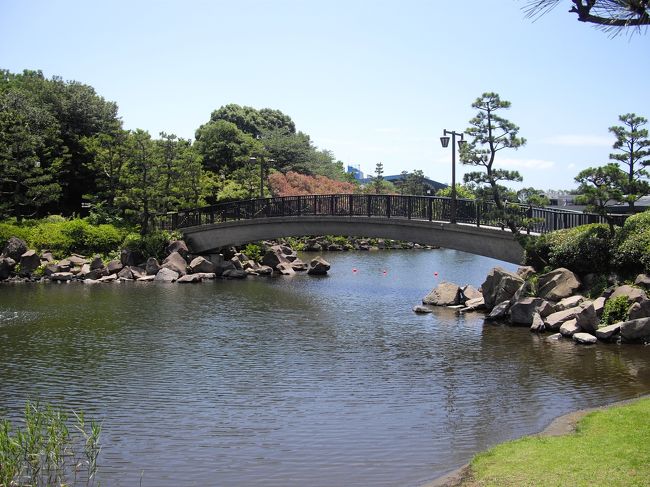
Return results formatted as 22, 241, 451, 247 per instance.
613, 211, 650, 274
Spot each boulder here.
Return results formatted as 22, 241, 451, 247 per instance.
154, 268, 179, 282
230, 256, 244, 270
460, 296, 485, 312
19, 250, 41, 276
537, 268, 581, 301
422, 282, 461, 306
51, 272, 75, 281
81, 266, 104, 280
460, 285, 482, 303
620, 317, 650, 342
162, 251, 187, 276
98, 274, 118, 282
481, 267, 524, 309
89, 255, 104, 270
629, 300, 650, 320
130, 266, 146, 280
413, 305, 435, 314
486, 300, 510, 321
1, 237, 27, 261
575, 302, 598, 334
530, 312, 546, 333
516, 265, 536, 280
509, 281, 533, 305
40, 251, 55, 263
106, 259, 123, 275
137, 275, 156, 282
145, 257, 161, 275
222, 269, 247, 279
177, 273, 203, 283
194, 272, 216, 280
56, 260, 72, 272
595, 323, 621, 341
573, 332, 597, 345
44, 263, 60, 277
559, 318, 580, 337
117, 267, 134, 280
610, 285, 647, 304
509, 297, 549, 325
216, 260, 237, 276
256, 265, 273, 276
66, 254, 88, 266
290, 258, 309, 272
544, 305, 585, 331
165, 240, 189, 260
547, 333, 562, 340
307, 256, 330, 275
121, 248, 144, 267
262, 246, 290, 268
634, 274, 650, 289
592, 296, 606, 317
276, 262, 296, 275
0, 257, 15, 280
189, 256, 217, 274
553, 295, 586, 313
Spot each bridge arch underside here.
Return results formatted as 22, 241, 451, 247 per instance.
182, 216, 525, 265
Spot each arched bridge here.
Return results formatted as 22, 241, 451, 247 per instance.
156, 194, 625, 265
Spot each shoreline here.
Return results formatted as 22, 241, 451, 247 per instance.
421, 393, 650, 487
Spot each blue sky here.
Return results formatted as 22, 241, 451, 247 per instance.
2, 0, 649, 190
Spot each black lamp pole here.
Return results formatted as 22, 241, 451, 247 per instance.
440, 129, 465, 224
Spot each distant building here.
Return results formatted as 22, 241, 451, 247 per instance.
346, 165, 365, 181
346, 166, 447, 194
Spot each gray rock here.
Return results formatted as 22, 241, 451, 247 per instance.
162, 251, 187, 276
530, 312, 546, 333
575, 302, 598, 334
486, 300, 510, 321
194, 272, 216, 280
276, 262, 296, 275
593, 296, 606, 317
413, 305, 435, 314
66, 254, 88, 266
634, 274, 650, 289
620, 317, 650, 342
56, 260, 72, 272
544, 305, 585, 331
510, 297, 548, 325
262, 246, 290, 268
98, 274, 118, 282
481, 267, 525, 309
51, 272, 75, 281
165, 240, 189, 260
145, 257, 161, 275
137, 275, 156, 282
610, 285, 647, 304
40, 251, 55, 263
121, 248, 144, 267
559, 318, 580, 337
230, 256, 244, 270
117, 267, 134, 280
460, 285, 482, 303
90, 255, 104, 270
177, 273, 203, 283
422, 282, 461, 306
130, 266, 146, 280
509, 281, 532, 305
461, 296, 486, 312
307, 256, 330, 275
256, 265, 273, 276
189, 256, 216, 274
573, 332, 597, 345
629, 300, 650, 320
290, 258, 309, 272
595, 323, 621, 341
222, 269, 247, 279
547, 332, 562, 340
154, 268, 179, 282
0, 257, 16, 280
537, 268, 581, 301
1, 237, 27, 261
44, 263, 60, 276
553, 295, 586, 313
106, 259, 123, 275
19, 250, 41, 276
516, 265, 536, 280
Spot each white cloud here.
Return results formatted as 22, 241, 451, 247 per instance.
568, 163, 576, 169
542, 134, 613, 147
498, 158, 556, 170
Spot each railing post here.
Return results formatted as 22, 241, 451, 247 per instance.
349, 194, 353, 216
386, 195, 391, 218
367, 194, 372, 217
476, 202, 481, 227
298, 196, 302, 216
407, 196, 412, 220
428, 198, 432, 221
330, 195, 334, 215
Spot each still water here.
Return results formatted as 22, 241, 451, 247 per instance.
1, 249, 649, 486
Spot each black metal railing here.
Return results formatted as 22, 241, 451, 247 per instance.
155, 194, 628, 234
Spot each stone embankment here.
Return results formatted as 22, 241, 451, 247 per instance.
0, 237, 330, 284
416, 264, 650, 344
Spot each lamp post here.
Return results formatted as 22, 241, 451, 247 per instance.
250, 156, 275, 198
440, 129, 466, 224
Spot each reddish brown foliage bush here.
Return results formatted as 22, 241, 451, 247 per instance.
268, 171, 357, 196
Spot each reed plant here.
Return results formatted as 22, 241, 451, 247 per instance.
0, 401, 101, 487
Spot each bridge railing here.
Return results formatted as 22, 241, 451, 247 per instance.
156, 194, 627, 234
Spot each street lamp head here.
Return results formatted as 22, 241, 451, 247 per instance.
440, 136, 450, 148
458, 139, 467, 149
249, 156, 257, 162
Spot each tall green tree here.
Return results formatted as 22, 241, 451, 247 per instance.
460, 92, 526, 232
0, 90, 60, 222
574, 163, 627, 233
194, 120, 260, 173
209, 104, 296, 138
609, 113, 650, 210
523, 0, 650, 35
371, 162, 385, 194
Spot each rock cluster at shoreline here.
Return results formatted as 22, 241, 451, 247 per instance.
0, 236, 331, 284
418, 265, 650, 344
277, 236, 437, 252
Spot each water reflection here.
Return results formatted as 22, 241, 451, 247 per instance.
0, 249, 648, 487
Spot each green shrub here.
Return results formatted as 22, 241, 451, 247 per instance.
122, 230, 178, 260
614, 210, 650, 275
601, 295, 630, 327
527, 224, 614, 275
0, 223, 31, 250
243, 243, 263, 262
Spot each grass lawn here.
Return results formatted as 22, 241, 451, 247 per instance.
461, 397, 650, 487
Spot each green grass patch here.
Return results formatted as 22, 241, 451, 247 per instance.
464, 397, 650, 486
